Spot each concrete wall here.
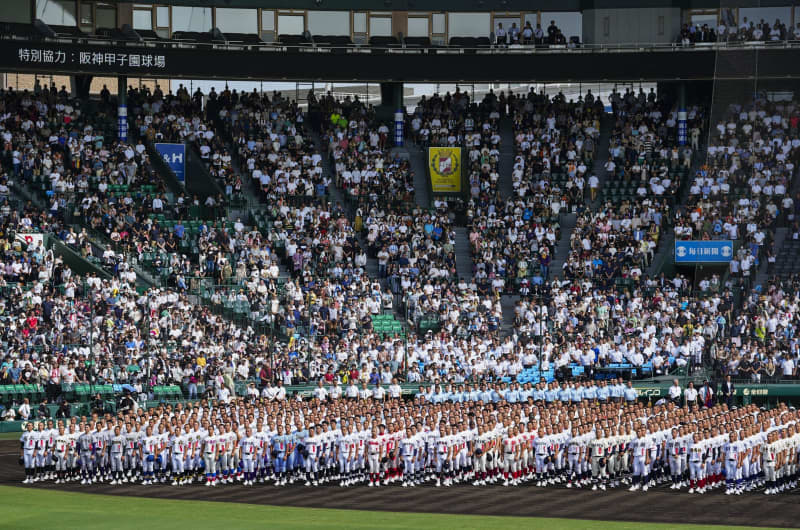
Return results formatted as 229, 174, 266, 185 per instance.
583, 8, 680, 45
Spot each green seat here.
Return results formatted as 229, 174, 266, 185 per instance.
94, 384, 114, 397
27, 384, 44, 400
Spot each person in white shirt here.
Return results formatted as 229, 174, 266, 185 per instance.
588, 173, 600, 201
781, 354, 796, 378
312, 380, 329, 401
18, 398, 31, 421
388, 379, 402, 399
495, 23, 507, 45
216, 385, 231, 403
684, 382, 698, 409
668, 380, 682, 405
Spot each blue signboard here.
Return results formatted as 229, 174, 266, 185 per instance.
118, 104, 127, 142
155, 143, 185, 184
675, 240, 733, 263
677, 109, 687, 146
394, 110, 404, 147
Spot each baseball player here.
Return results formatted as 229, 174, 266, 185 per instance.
109, 426, 125, 485
34, 422, 49, 483
590, 428, 609, 490
629, 427, 649, 492
666, 427, 682, 489
78, 423, 96, 485
272, 424, 287, 486
367, 427, 381, 487
43, 420, 57, 481
304, 425, 321, 486
472, 425, 488, 486
501, 425, 517, 486
724, 429, 743, 495
688, 431, 706, 494
401, 425, 417, 487
67, 423, 80, 482
92, 422, 108, 483
20, 423, 37, 484
534, 428, 549, 486
170, 425, 187, 486
140, 425, 159, 486
566, 426, 583, 488
240, 426, 258, 486
762, 431, 778, 495
203, 426, 219, 486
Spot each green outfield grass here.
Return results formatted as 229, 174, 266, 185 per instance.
0, 432, 22, 440
0, 486, 784, 530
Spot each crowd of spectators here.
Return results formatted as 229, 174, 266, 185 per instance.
606, 87, 701, 204
322, 94, 415, 210
510, 88, 603, 205
494, 20, 571, 47
706, 278, 800, 382
0, 85, 167, 220
684, 95, 799, 288
465, 89, 602, 291
409, 89, 474, 148
6, 81, 800, 425
215, 88, 328, 204
679, 17, 800, 45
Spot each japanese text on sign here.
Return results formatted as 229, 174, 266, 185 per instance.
674, 240, 733, 263
18, 48, 166, 70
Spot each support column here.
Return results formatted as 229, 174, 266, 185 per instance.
71, 75, 93, 99
118, 76, 128, 142
677, 82, 687, 146
117, 2, 133, 28
377, 81, 403, 126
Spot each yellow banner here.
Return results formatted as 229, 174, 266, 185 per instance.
428, 147, 461, 193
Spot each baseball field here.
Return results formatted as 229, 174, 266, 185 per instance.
0, 439, 797, 529
0, 486, 786, 530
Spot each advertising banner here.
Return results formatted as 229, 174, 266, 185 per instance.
428, 147, 461, 193
674, 240, 733, 263
155, 143, 185, 184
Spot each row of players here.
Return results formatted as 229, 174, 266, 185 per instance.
18, 399, 800, 496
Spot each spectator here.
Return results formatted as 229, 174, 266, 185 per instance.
684, 381, 698, 408
18, 398, 31, 421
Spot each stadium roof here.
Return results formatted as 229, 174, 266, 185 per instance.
113, 0, 791, 12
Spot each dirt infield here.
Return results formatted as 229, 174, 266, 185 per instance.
1, 440, 798, 528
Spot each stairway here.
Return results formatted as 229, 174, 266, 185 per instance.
223, 136, 260, 212
548, 213, 577, 281
497, 116, 515, 200
590, 114, 614, 205
405, 141, 431, 208
185, 142, 225, 199
499, 294, 519, 336
453, 227, 473, 279
646, 231, 674, 278
754, 226, 787, 288
310, 130, 379, 280
309, 131, 346, 206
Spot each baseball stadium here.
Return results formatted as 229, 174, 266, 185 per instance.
3, 1, 800, 529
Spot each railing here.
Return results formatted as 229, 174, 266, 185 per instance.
4, 31, 800, 55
